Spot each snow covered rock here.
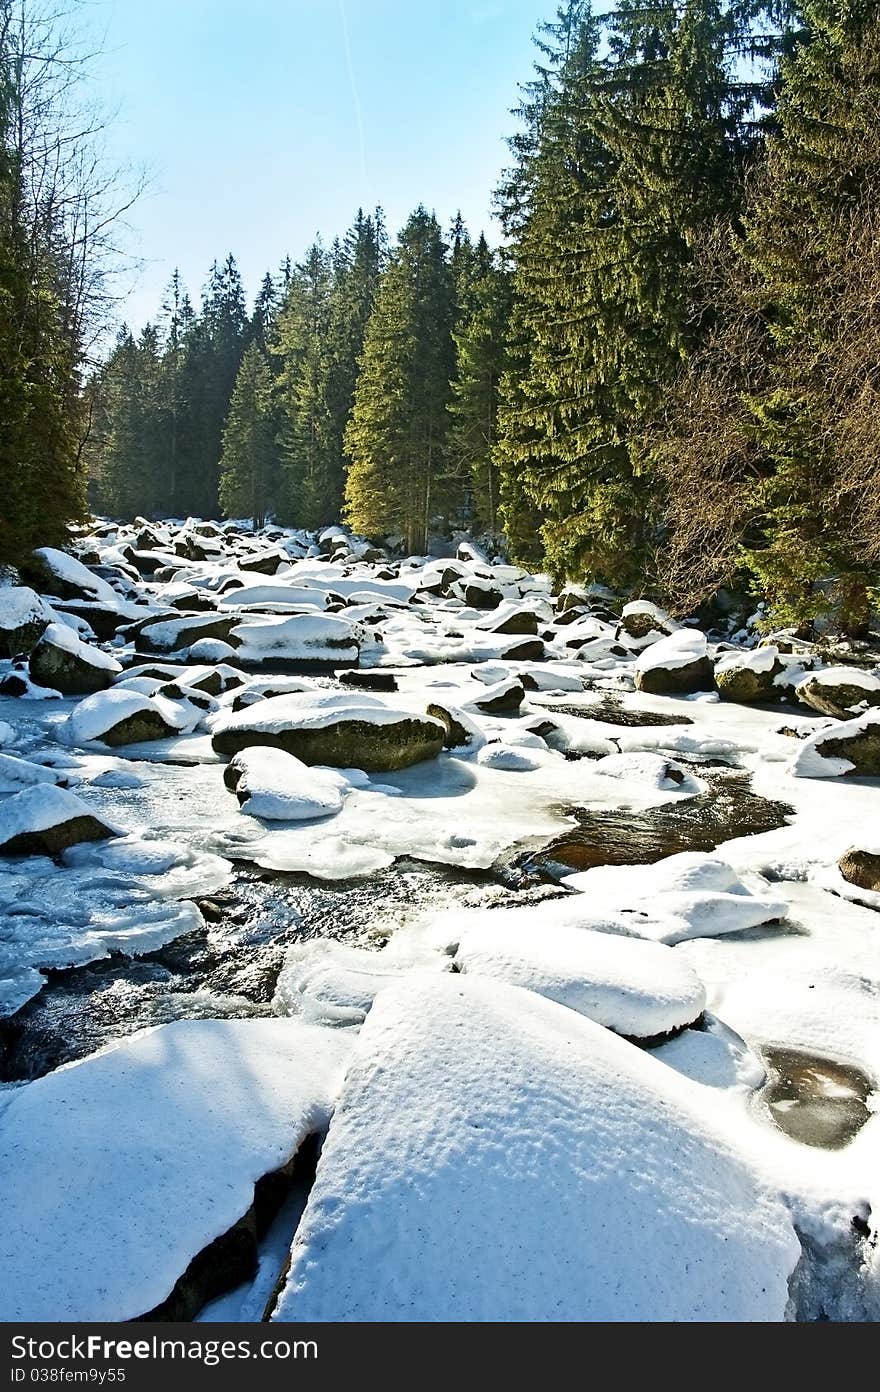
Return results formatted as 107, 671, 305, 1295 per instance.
634, 629, 714, 696
450, 575, 504, 609
224, 748, 349, 821
473, 601, 540, 636
795, 666, 880, 721
137, 613, 239, 654
25, 547, 116, 603
273, 977, 799, 1322
424, 702, 486, 751
0, 1018, 352, 1320
0, 785, 119, 857
0, 586, 54, 657
714, 645, 788, 704
28, 622, 122, 695
791, 709, 880, 778
453, 920, 705, 1038
592, 752, 706, 795
618, 599, 676, 642
476, 743, 540, 771
0, 752, 62, 792
211, 692, 446, 772
229, 613, 359, 668
65, 687, 201, 747
464, 677, 524, 715
561, 852, 789, 945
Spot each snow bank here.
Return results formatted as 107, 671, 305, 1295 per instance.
0, 1018, 352, 1320
274, 977, 799, 1321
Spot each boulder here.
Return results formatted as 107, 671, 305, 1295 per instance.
29, 624, 122, 695
618, 599, 675, 642
474, 602, 540, 636
0, 587, 54, 657
465, 678, 525, 716
211, 692, 446, 771
426, 702, 486, 751
137, 614, 240, 654
795, 667, 880, 721
224, 748, 348, 821
634, 630, 714, 696
714, 645, 787, 704
65, 689, 198, 747
23, 547, 116, 603
792, 709, 880, 778
0, 785, 119, 857
838, 847, 880, 894
450, 576, 504, 609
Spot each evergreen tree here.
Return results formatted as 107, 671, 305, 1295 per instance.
344, 207, 455, 553
739, 0, 880, 634
495, 1, 760, 585
176, 255, 248, 517
218, 342, 277, 528
0, 5, 85, 561
448, 241, 511, 534
274, 240, 335, 527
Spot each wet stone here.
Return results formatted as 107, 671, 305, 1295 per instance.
759, 1047, 873, 1150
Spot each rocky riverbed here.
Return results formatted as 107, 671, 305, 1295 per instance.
0, 517, 878, 1322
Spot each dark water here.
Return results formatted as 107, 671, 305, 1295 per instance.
0, 860, 541, 1082
760, 1046, 874, 1150
520, 767, 793, 876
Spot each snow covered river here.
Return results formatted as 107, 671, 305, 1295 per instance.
1, 520, 878, 1321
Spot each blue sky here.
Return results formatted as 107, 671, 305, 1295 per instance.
89, 0, 547, 332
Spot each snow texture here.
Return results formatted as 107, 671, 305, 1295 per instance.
274, 976, 800, 1322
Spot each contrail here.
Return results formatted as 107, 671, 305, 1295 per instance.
338, 0, 368, 196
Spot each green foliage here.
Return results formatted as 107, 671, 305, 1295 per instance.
344, 207, 455, 552
0, 6, 86, 563
218, 343, 277, 528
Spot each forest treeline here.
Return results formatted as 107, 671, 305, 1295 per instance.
5, 2, 880, 635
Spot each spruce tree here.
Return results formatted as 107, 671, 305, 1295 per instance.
740, 0, 880, 635
344, 207, 455, 553
218, 343, 277, 528
274, 240, 335, 527
495, 1, 756, 586
448, 241, 511, 535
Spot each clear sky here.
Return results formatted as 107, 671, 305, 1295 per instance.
88, 0, 548, 333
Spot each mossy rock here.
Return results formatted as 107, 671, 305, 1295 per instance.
714, 656, 786, 704
96, 709, 180, 747
814, 727, 880, 776
635, 656, 714, 696
29, 638, 116, 695
212, 715, 444, 771
796, 675, 880, 721
0, 814, 117, 857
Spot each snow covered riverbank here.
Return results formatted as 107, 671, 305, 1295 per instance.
1, 517, 878, 1321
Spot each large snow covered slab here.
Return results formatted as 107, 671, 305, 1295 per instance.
561, 852, 789, 945
453, 920, 706, 1037
0, 1018, 352, 1321
211, 692, 445, 771
229, 613, 359, 666
274, 977, 799, 1322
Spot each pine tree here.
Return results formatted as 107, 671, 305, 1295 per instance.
218, 343, 277, 528
274, 240, 335, 527
344, 207, 455, 553
448, 241, 511, 534
495, 1, 758, 586
740, 0, 880, 635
